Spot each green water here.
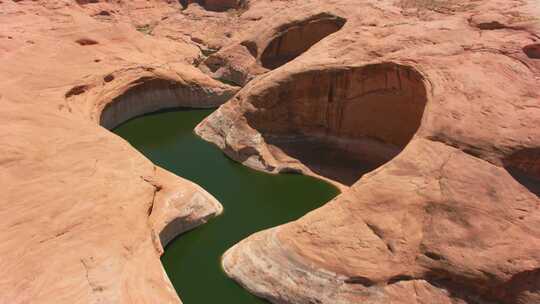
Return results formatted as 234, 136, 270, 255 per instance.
113, 108, 339, 304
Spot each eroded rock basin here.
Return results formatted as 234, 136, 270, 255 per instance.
113, 108, 339, 303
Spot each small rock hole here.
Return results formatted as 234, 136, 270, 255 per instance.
344, 276, 375, 287
387, 275, 415, 285
76, 38, 99, 46
523, 44, 540, 59
241, 40, 258, 58
424, 251, 444, 261
503, 148, 540, 197
65, 85, 89, 98
104, 74, 115, 83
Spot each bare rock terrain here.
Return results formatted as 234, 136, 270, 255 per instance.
1, 0, 539, 304
0, 1, 233, 303
195, 0, 540, 303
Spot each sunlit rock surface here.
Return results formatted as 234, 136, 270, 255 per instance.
195, 0, 540, 303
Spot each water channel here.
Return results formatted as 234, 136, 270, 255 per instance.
113, 108, 339, 303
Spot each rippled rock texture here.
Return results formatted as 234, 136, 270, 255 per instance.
1, 0, 540, 304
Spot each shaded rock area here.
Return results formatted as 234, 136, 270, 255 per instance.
199, 11, 348, 86
203, 62, 428, 185
1, 0, 540, 304
504, 148, 540, 197
99, 76, 235, 129
259, 14, 346, 69
0, 1, 235, 303
179, 0, 247, 12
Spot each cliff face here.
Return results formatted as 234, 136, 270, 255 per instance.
1, 0, 539, 304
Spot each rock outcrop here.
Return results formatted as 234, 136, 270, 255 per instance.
197, 62, 428, 186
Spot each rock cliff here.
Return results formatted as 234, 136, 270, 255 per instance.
0, 1, 234, 303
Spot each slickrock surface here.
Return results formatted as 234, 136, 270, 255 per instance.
195, 0, 540, 303
2, 0, 540, 304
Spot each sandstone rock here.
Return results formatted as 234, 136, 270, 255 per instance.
195, 0, 540, 303
2, 0, 540, 303
223, 139, 540, 303
199, 9, 347, 86
0, 1, 233, 303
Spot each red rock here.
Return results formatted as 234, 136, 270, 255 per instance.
0, 1, 234, 303
196, 0, 540, 303
2, 0, 540, 303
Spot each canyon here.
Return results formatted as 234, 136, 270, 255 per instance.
111, 108, 338, 303
1, 0, 539, 304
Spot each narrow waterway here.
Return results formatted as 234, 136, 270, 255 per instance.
113, 108, 339, 304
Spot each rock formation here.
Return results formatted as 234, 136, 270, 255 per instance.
1, 0, 539, 304
195, 0, 540, 303
0, 1, 234, 303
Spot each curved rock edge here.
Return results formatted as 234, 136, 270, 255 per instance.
89, 67, 235, 303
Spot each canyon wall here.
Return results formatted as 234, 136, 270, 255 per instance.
99, 76, 236, 129
260, 15, 346, 69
